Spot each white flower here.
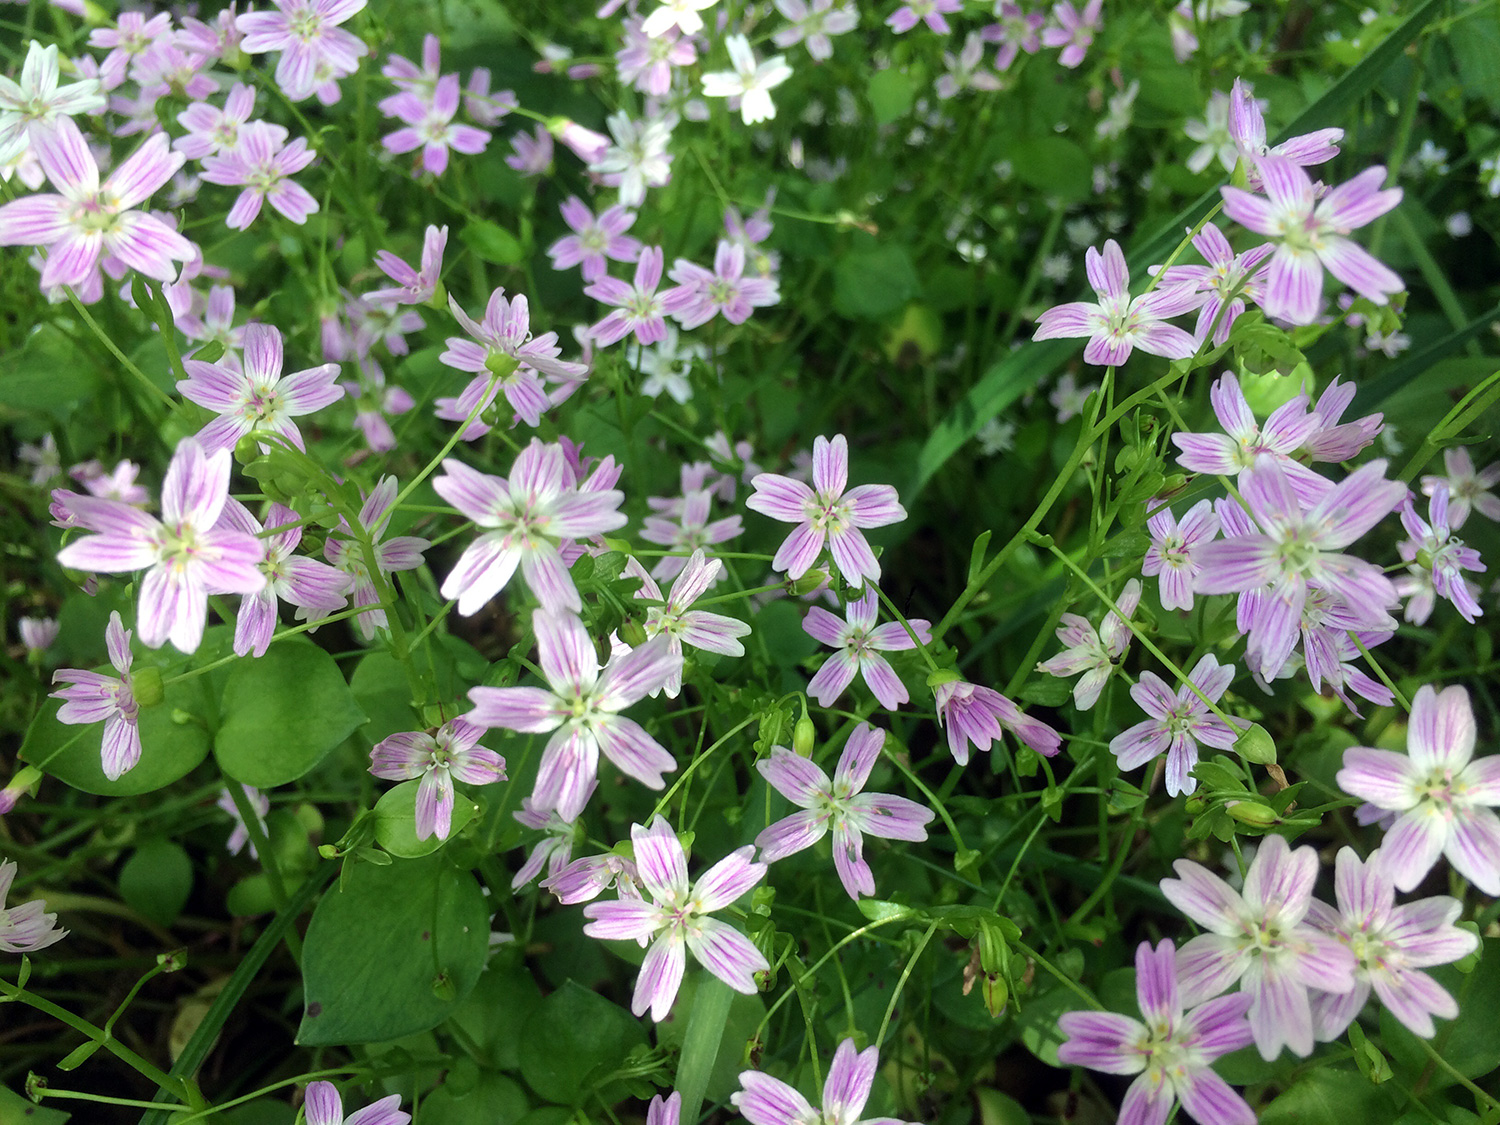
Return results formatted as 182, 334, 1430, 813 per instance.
701, 35, 793, 125
589, 111, 674, 208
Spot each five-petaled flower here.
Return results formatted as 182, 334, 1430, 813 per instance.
583, 815, 768, 1021
734, 1038, 918, 1125
1337, 684, 1500, 895
369, 718, 506, 841
755, 723, 933, 899
804, 588, 931, 709
746, 433, 906, 589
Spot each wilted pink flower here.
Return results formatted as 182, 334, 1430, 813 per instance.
301, 1081, 408, 1125
934, 678, 1062, 765
510, 796, 584, 889
237, 0, 368, 102
57, 441, 265, 653
1221, 155, 1402, 325
0, 117, 192, 291
0, 859, 67, 953
466, 611, 680, 820
216, 499, 350, 657
747, 434, 906, 588
1033, 240, 1198, 366
756, 723, 933, 899
1337, 684, 1500, 896
583, 816, 767, 1021
200, 120, 318, 229
370, 718, 505, 841
1037, 580, 1141, 710
1305, 848, 1478, 1041
50, 611, 141, 779
1160, 835, 1356, 1059
1058, 940, 1255, 1125
1110, 654, 1243, 797
733, 1039, 918, 1125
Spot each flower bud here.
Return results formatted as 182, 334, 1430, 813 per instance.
792, 713, 816, 757
233, 433, 263, 465
0, 766, 43, 815
981, 972, 1008, 1018
618, 617, 648, 647
1225, 800, 1279, 828
787, 567, 831, 597
132, 666, 165, 708
926, 667, 963, 689
547, 117, 609, 164
1234, 722, 1277, 765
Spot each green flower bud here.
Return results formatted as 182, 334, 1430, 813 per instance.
926, 668, 963, 689
132, 666, 165, 708
981, 972, 1008, 1018
1226, 800, 1279, 828
787, 567, 832, 596
619, 617, 649, 647
793, 713, 816, 757
1234, 722, 1277, 765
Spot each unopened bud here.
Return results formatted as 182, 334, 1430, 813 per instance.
1225, 800, 1279, 828
793, 714, 816, 757
618, 617, 648, 647
132, 666, 165, 708
1184, 794, 1207, 815
1234, 722, 1277, 765
926, 668, 963, 689
233, 433, 263, 465
787, 567, 831, 597
981, 972, 1008, 1018
0, 766, 43, 815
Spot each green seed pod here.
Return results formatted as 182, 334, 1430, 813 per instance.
1226, 800, 1279, 828
619, 616, 649, 647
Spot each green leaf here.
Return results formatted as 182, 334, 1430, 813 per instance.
420, 1072, 528, 1125
461, 220, 524, 265
516, 980, 647, 1105
867, 68, 914, 125
1015, 987, 1074, 1067
373, 780, 479, 858
215, 640, 366, 787
1010, 137, 1092, 203
671, 976, 735, 1124
119, 840, 194, 926
350, 653, 419, 747
0, 325, 94, 416
21, 681, 211, 798
298, 855, 489, 1046
833, 242, 919, 320
0, 1083, 70, 1124
1258, 1067, 1395, 1125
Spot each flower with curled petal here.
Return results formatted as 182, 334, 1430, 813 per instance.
732, 1038, 919, 1125
583, 816, 767, 1021
746, 433, 906, 589
50, 611, 141, 779
0, 859, 68, 954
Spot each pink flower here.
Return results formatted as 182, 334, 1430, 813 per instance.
617, 19, 697, 95
1143, 499, 1219, 612
1037, 579, 1141, 710
804, 589, 931, 709
0, 860, 68, 953
933, 678, 1061, 765
981, 3, 1044, 70
1058, 940, 1255, 1125
640, 489, 743, 581
1041, 0, 1102, 67
463, 68, 516, 126
50, 611, 141, 779
175, 83, 261, 160
216, 499, 351, 657
465, 610, 681, 820
887, 0, 962, 34
56, 440, 265, 653
582, 816, 768, 1021
369, 718, 506, 841
369, 223, 447, 306
442, 288, 588, 427
1109, 654, 1244, 797
433, 441, 627, 616
1160, 835, 1356, 1059
1337, 684, 1500, 895
301, 1081, 408, 1125
1398, 485, 1486, 624
1305, 848, 1478, 1041
0, 117, 192, 291
586, 245, 669, 346
380, 74, 490, 176
177, 323, 343, 454
662, 241, 780, 328
621, 550, 752, 697
755, 723, 933, 899
546, 197, 641, 283
733, 1039, 917, 1125
1032, 240, 1198, 366
1153, 222, 1272, 347
774, 0, 859, 61
746, 434, 906, 588
320, 476, 430, 641
237, 0, 368, 102
200, 120, 318, 229
1226, 77, 1342, 186
1221, 155, 1402, 325
1421, 446, 1500, 529
504, 124, 552, 176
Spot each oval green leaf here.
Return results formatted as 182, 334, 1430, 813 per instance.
374, 780, 479, 859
